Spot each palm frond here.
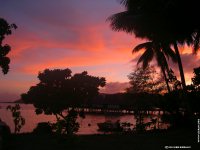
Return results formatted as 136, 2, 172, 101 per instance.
161, 43, 177, 62
107, 11, 144, 34
193, 31, 200, 54
119, 0, 138, 11
185, 35, 194, 46
107, 11, 131, 32
137, 48, 154, 69
119, 0, 128, 7
133, 41, 153, 53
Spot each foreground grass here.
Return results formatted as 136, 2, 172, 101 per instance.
4, 129, 200, 150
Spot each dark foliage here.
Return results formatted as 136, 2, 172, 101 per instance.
52, 109, 80, 135
108, 0, 200, 90
21, 68, 106, 135
0, 119, 11, 139
6, 104, 25, 133
22, 69, 106, 114
33, 122, 52, 134
127, 66, 166, 94
133, 41, 177, 93
109, 0, 199, 45
192, 67, 200, 91
0, 18, 17, 74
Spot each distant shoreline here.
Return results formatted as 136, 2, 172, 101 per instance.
0, 101, 19, 103
0, 99, 24, 103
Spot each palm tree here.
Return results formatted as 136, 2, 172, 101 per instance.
133, 41, 177, 92
172, 42, 186, 89
107, 0, 199, 90
193, 31, 200, 54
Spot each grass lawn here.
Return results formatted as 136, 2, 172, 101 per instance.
3, 129, 200, 150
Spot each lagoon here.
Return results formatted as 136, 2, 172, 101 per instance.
0, 103, 137, 134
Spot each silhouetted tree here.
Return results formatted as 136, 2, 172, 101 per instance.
0, 18, 17, 74
6, 104, 25, 133
127, 66, 164, 131
167, 69, 182, 91
21, 68, 106, 134
133, 41, 177, 93
192, 67, 200, 91
52, 109, 80, 135
108, 0, 200, 90
127, 65, 165, 94
159, 66, 200, 128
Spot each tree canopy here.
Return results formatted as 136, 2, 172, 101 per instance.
21, 68, 106, 115
127, 65, 165, 94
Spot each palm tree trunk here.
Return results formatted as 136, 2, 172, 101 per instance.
161, 66, 171, 93
173, 42, 186, 90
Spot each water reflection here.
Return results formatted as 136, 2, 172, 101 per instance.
0, 103, 136, 134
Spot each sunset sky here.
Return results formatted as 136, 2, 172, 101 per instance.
1, 0, 200, 101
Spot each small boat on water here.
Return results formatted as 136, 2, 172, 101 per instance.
97, 120, 123, 132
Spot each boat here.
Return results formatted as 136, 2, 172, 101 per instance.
97, 120, 123, 132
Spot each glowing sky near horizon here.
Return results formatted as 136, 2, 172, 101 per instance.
0, 0, 200, 101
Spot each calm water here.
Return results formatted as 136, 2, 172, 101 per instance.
0, 103, 136, 134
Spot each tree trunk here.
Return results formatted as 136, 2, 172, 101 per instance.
173, 42, 186, 90
161, 66, 171, 93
